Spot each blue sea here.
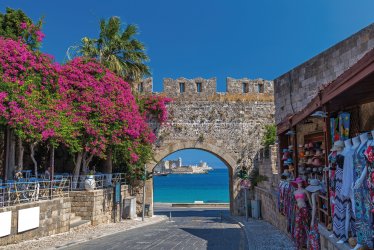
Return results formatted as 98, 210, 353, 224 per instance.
153, 168, 229, 203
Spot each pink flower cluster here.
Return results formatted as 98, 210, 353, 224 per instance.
0, 37, 171, 164
58, 57, 156, 156
0, 37, 59, 141
142, 95, 172, 123
19, 22, 45, 43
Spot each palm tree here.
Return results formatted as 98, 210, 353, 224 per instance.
78, 17, 151, 175
79, 16, 150, 84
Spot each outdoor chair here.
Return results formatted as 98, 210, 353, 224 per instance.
27, 178, 40, 201
0, 185, 5, 207
53, 178, 67, 197
7, 181, 20, 205
95, 174, 104, 189
38, 179, 51, 199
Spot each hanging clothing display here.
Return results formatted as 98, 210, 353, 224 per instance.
294, 206, 309, 249
338, 113, 350, 141
330, 118, 340, 143
308, 219, 320, 250
353, 141, 374, 249
364, 145, 374, 248
332, 154, 356, 241
328, 152, 337, 216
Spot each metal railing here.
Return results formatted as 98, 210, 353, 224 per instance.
68, 173, 126, 190
0, 178, 70, 207
0, 172, 126, 207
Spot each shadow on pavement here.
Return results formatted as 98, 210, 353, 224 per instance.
180, 227, 247, 250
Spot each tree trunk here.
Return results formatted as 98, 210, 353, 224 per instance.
50, 144, 55, 180
103, 149, 113, 174
72, 152, 83, 189
17, 137, 24, 171
82, 152, 93, 174
6, 127, 16, 179
30, 142, 38, 177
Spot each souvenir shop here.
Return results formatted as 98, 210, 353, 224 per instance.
277, 50, 374, 250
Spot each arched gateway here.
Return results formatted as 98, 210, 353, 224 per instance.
139, 77, 275, 215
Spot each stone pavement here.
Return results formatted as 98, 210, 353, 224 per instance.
64, 207, 247, 250
233, 216, 296, 250
0, 215, 167, 250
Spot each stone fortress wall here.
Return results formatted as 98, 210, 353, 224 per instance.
136, 77, 275, 215
137, 77, 274, 97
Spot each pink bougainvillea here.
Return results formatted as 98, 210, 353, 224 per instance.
58, 57, 155, 157
140, 95, 172, 124
0, 37, 60, 142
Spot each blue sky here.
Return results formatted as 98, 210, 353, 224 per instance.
1, 0, 373, 93
1, 0, 373, 167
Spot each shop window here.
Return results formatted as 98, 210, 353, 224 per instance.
242, 82, 249, 93
179, 82, 185, 93
258, 84, 264, 93
196, 82, 202, 93
138, 82, 144, 92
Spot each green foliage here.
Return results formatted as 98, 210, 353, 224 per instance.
112, 139, 153, 185
79, 16, 150, 83
0, 7, 43, 50
262, 124, 276, 149
237, 168, 249, 180
249, 168, 268, 187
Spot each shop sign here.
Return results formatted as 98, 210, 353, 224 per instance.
114, 182, 121, 204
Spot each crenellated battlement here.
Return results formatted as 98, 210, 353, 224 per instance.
135, 77, 274, 97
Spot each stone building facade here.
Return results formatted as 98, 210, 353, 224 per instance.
136, 77, 275, 215
274, 23, 374, 125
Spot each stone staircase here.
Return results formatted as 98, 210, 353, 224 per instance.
69, 213, 91, 231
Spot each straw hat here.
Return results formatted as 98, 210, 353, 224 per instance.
330, 140, 344, 152
291, 177, 305, 187
312, 157, 322, 166
315, 149, 322, 157
306, 179, 322, 192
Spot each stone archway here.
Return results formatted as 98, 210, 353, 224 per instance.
137, 77, 275, 216
145, 141, 239, 215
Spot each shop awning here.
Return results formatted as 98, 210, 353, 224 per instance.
277, 48, 374, 135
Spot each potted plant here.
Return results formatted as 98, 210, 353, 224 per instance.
85, 170, 96, 190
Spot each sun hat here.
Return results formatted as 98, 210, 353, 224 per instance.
282, 148, 289, 153
312, 157, 322, 166
299, 158, 306, 164
284, 158, 294, 165
315, 149, 322, 157
306, 158, 313, 165
330, 140, 344, 152
306, 179, 322, 192
291, 177, 305, 187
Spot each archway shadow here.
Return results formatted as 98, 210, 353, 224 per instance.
180, 227, 247, 249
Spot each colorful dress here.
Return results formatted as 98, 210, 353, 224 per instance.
294, 206, 309, 249
329, 152, 337, 216
353, 141, 373, 248
333, 154, 356, 241
364, 145, 374, 247
308, 218, 320, 250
